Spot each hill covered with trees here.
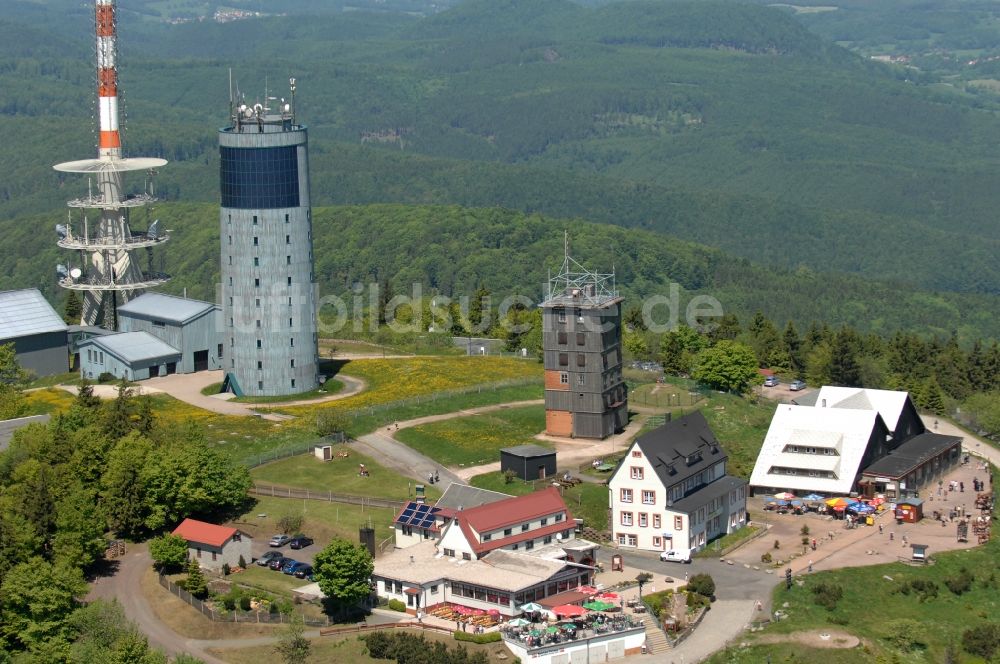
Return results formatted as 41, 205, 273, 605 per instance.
3, 0, 1000, 297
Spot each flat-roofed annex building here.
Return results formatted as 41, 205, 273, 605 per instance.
117, 292, 221, 374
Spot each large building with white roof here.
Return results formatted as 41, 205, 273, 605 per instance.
0, 289, 68, 377
750, 387, 962, 498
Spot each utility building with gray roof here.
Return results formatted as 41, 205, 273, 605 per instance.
0, 289, 68, 377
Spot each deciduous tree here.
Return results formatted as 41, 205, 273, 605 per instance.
692, 341, 759, 394
148, 534, 189, 573
313, 539, 374, 617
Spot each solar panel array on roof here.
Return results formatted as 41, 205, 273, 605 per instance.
395, 502, 439, 529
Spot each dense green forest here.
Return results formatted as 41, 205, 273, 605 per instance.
3, 0, 1000, 298
4, 202, 996, 341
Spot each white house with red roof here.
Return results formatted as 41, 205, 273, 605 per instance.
375, 487, 601, 616
172, 518, 252, 570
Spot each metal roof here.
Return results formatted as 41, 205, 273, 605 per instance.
117, 292, 217, 325
623, 411, 728, 489
501, 444, 555, 458
435, 484, 512, 511
861, 433, 962, 479
0, 289, 67, 340
84, 331, 180, 364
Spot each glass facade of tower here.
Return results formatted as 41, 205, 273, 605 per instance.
220, 146, 300, 209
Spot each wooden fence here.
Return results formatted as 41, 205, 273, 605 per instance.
250, 481, 406, 512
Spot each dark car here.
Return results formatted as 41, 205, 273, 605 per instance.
268, 556, 288, 570
293, 564, 313, 579
281, 559, 302, 574
256, 551, 283, 567
288, 535, 314, 550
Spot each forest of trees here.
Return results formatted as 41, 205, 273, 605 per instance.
0, 378, 249, 660
2, 0, 1000, 298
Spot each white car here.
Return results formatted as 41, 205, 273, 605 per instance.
659, 549, 691, 563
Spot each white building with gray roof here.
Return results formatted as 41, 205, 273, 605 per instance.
0, 289, 68, 377
78, 331, 182, 381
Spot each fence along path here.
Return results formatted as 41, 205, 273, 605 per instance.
249, 481, 405, 512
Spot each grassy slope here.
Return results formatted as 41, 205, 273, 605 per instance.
394, 405, 547, 468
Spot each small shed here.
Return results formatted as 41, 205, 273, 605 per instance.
895, 497, 923, 523
172, 518, 251, 571
910, 543, 929, 563
500, 444, 557, 481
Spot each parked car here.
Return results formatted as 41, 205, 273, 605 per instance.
269, 534, 291, 547
256, 551, 283, 566
789, 379, 807, 391
660, 549, 691, 563
281, 559, 302, 574
268, 556, 288, 570
294, 564, 313, 579
288, 535, 314, 550
763, 376, 779, 387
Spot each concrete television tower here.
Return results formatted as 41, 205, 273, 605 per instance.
219, 79, 318, 397
53, 0, 170, 330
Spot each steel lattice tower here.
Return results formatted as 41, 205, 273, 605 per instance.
53, 0, 169, 330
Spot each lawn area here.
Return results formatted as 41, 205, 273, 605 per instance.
229, 564, 311, 597
209, 629, 513, 664
700, 394, 776, 479
251, 446, 442, 502
469, 471, 610, 532
272, 357, 541, 419
394, 405, 546, 467
705, 642, 872, 664
695, 524, 763, 558
26, 371, 79, 389
226, 495, 398, 554
22, 387, 76, 415
747, 537, 1000, 662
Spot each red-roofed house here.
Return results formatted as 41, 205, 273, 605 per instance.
172, 518, 252, 570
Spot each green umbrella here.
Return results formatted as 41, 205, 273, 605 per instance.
584, 600, 614, 611
529, 629, 542, 637
546, 626, 559, 634
507, 618, 530, 627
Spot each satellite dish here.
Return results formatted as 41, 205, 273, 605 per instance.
253, 103, 263, 115
55, 224, 68, 239
283, 103, 290, 112
70, 268, 82, 279
56, 264, 69, 278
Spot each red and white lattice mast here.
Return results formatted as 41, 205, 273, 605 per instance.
53, 0, 170, 330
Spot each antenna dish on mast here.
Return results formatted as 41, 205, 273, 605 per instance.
70, 268, 83, 279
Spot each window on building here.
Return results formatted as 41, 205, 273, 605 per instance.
256, 319, 261, 328
521, 523, 529, 532
212, 551, 217, 561
674, 516, 683, 530
254, 278, 260, 287
287, 276, 292, 286
559, 372, 568, 384
228, 297, 233, 306
287, 255, 291, 265
576, 353, 586, 367
503, 528, 512, 536
229, 317, 233, 327
289, 317, 293, 328
258, 380, 263, 390
630, 467, 643, 480
253, 236, 258, 246
627, 535, 637, 547
291, 379, 296, 388
555, 513, 563, 522
256, 339, 262, 348
620, 488, 633, 503
653, 514, 661, 528
228, 256, 232, 265
286, 235, 290, 244
227, 235, 232, 245
639, 513, 648, 527
632, 450, 642, 458
257, 361, 262, 370
557, 311, 566, 323
290, 359, 295, 368
577, 374, 585, 386
540, 518, 548, 526
558, 331, 567, 345
152, 320, 165, 328
252, 215, 258, 225
255, 298, 260, 307
430, 585, 439, 594
576, 332, 585, 346
653, 536, 661, 547
228, 214, 231, 224
642, 490, 655, 505
558, 353, 568, 366
617, 534, 626, 546
483, 534, 491, 542
290, 338, 294, 347
285, 214, 289, 223
620, 512, 633, 526
525, 540, 534, 550
444, 549, 455, 557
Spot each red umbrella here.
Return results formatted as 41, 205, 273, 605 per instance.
553, 604, 586, 617
487, 609, 501, 616
597, 592, 619, 600
578, 585, 599, 595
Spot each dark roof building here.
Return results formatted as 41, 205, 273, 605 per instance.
609, 411, 748, 554
500, 444, 557, 481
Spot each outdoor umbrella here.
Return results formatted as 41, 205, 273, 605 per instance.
488, 609, 501, 616
803, 493, 825, 501
825, 497, 857, 508
850, 503, 875, 514
775, 499, 789, 506
584, 600, 614, 611
519, 602, 544, 613
546, 626, 560, 634
773, 492, 797, 500
552, 604, 586, 617
790, 500, 803, 506
507, 618, 530, 627
578, 585, 599, 595
597, 592, 619, 600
